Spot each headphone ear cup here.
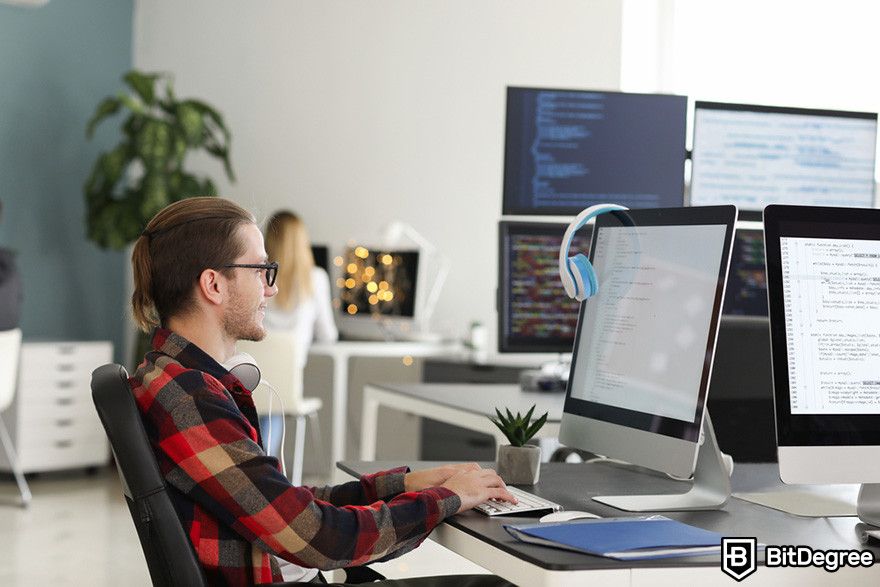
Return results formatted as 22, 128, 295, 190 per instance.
568, 254, 597, 300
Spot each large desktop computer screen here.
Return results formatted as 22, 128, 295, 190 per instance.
497, 221, 591, 353
502, 87, 688, 216
764, 205, 880, 524
691, 101, 878, 220
559, 206, 737, 510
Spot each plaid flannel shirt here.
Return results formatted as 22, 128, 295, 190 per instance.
130, 329, 461, 586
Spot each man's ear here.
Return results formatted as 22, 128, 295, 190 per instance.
198, 268, 227, 307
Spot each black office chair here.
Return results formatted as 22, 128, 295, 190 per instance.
91, 364, 382, 586
91, 363, 211, 587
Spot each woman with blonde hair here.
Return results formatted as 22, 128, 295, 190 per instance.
263, 210, 338, 358
260, 211, 337, 459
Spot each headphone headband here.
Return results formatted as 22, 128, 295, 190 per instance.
558, 204, 629, 299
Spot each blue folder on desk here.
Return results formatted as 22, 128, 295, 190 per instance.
504, 516, 723, 561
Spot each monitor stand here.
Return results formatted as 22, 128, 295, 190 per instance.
593, 415, 731, 512
858, 485, 880, 526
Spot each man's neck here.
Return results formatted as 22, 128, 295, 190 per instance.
165, 314, 235, 364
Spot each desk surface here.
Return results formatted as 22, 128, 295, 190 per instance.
367, 383, 565, 422
339, 461, 879, 572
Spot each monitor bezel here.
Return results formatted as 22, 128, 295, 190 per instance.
690, 101, 879, 221
764, 204, 880, 447
502, 86, 689, 216
562, 205, 737, 445
497, 220, 590, 353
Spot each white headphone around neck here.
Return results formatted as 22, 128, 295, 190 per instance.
558, 203, 629, 301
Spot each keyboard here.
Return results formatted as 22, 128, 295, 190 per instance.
474, 486, 563, 516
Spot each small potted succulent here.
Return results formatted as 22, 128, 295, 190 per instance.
489, 405, 548, 485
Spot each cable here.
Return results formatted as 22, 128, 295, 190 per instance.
256, 379, 288, 479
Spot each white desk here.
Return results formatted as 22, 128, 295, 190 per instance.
360, 382, 564, 460
308, 341, 462, 473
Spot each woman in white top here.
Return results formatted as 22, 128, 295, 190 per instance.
260, 211, 338, 456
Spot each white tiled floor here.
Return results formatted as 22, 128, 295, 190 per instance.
0, 468, 489, 586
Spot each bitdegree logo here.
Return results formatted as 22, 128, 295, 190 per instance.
721, 537, 875, 581
766, 545, 874, 572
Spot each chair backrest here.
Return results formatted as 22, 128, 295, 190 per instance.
237, 331, 303, 414
91, 363, 207, 587
0, 328, 21, 412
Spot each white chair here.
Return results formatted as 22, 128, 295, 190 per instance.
0, 328, 31, 506
237, 331, 323, 486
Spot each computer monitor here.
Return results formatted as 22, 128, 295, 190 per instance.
311, 244, 329, 274
559, 205, 737, 511
764, 204, 880, 525
502, 87, 688, 216
497, 221, 591, 353
721, 227, 768, 318
691, 101, 878, 220
335, 247, 421, 341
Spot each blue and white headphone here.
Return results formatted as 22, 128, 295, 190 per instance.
558, 203, 629, 301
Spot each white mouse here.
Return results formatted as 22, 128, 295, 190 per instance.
539, 510, 601, 523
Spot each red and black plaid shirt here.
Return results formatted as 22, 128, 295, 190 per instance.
130, 329, 460, 586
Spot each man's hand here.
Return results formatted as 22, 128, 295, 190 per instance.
404, 462, 481, 492
440, 468, 517, 513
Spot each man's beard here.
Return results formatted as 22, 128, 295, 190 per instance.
224, 288, 265, 342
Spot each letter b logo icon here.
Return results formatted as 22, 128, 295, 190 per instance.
722, 537, 757, 581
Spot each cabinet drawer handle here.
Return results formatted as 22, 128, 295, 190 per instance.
56, 381, 75, 389
57, 364, 75, 372
56, 419, 74, 427
55, 397, 74, 406
58, 345, 76, 355
54, 440, 73, 448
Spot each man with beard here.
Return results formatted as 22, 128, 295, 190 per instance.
129, 197, 515, 586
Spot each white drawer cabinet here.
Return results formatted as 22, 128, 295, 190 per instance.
0, 341, 112, 473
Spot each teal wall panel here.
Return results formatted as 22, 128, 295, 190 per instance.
0, 0, 134, 361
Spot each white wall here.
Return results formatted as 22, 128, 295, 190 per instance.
134, 0, 624, 355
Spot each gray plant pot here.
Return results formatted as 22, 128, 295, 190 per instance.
496, 444, 541, 485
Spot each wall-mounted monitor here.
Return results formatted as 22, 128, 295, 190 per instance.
502, 87, 688, 216
691, 101, 878, 220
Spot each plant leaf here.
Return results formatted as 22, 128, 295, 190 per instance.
86, 97, 122, 138
175, 102, 204, 145
204, 142, 235, 182
118, 91, 146, 115
523, 405, 536, 427
524, 412, 549, 442
184, 99, 231, 143
123, 70, 160, 106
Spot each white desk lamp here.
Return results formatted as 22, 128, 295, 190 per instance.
381, 221, 450, 332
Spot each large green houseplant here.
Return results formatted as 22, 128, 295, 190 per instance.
84, 70, 234, 249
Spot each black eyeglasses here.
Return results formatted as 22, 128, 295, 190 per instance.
221, 262, 279, 287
